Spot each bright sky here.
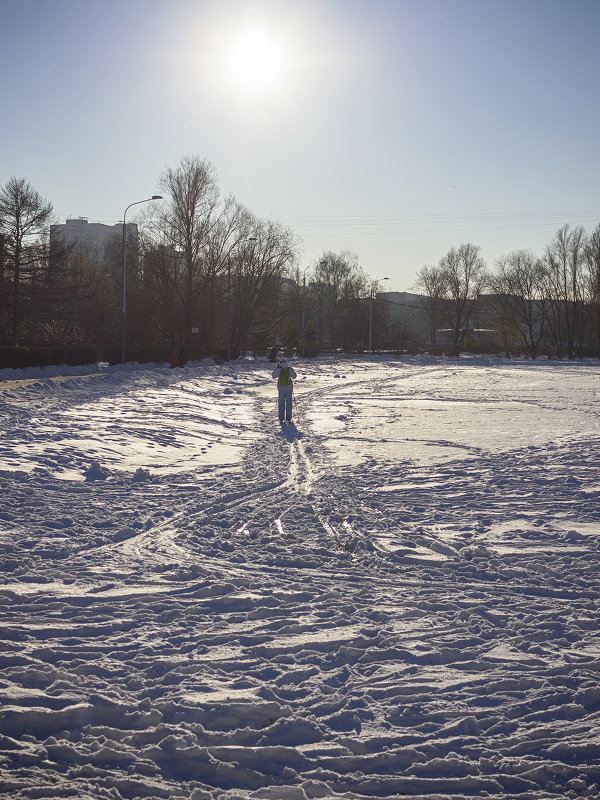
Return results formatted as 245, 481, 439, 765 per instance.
2, 0, 599, 291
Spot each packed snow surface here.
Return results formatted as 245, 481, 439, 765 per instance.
1, 354, 600, 800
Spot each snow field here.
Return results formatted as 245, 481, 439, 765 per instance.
1, 355, 600, 799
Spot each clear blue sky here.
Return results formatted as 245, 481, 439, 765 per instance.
2, 0, 599, 290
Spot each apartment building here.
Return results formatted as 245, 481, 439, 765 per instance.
50, 217, 138, 269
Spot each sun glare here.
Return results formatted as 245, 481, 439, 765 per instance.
226, 24, 286, 93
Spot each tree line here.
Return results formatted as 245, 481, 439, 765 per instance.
0, 156, 297, 362
415, 226, 600, 359
1, 155, 600, 364
0, 155, 383, 364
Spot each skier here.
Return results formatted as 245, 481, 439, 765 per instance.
272, 357, 297, 423
169, 344, 178, 369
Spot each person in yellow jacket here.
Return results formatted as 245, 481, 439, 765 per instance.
271, 357, 297, 422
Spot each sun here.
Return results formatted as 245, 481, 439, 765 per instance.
226, 24, 286, 93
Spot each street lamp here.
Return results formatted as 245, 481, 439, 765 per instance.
121, 195, 162, 363
369, 277, 389, 354
227, 236, 257, 362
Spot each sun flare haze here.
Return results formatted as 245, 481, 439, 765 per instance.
3, 0, 600, 291
225, 22, 287, 94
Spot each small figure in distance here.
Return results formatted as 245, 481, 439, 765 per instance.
268, 346, 279, 363
169, 343, 178, 369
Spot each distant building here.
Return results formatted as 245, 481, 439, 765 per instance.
50, 217, 137, 270
381, 291, 431, 344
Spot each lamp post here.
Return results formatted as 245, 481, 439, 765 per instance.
121, 195, 162, 363
227, 236, 257, 362
369, 277, 389, 354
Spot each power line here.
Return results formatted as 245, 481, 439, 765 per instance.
54, 209, 600, 238
284, 210, 600, 225
285, 210, 600, 237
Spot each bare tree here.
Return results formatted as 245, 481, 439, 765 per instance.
414, 264, 447, 347
157, 155, 221, 342
442, 244, 488, 354
140, 241, 183, 345
544, 224, 588, 358
416, 244, 487, 355
489, 250, 548, 358
586, 223, 600, 358
204, 199, 254, 354
0, 232, 8, 340
142, 193, 251, 354
336, 266, 369, 351
313, 251, 365, 350
140, 155, 299, 358
54, 251, 120, 349
0, 177, 53, 344
230, 218, 297, 355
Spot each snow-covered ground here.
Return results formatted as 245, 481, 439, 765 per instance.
1, 354, 599, 800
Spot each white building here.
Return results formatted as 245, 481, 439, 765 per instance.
50, 218, 138, 269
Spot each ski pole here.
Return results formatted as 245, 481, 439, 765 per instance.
291, 384, 301, 421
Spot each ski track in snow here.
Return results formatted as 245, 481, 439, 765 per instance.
1, 355, 600, 800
